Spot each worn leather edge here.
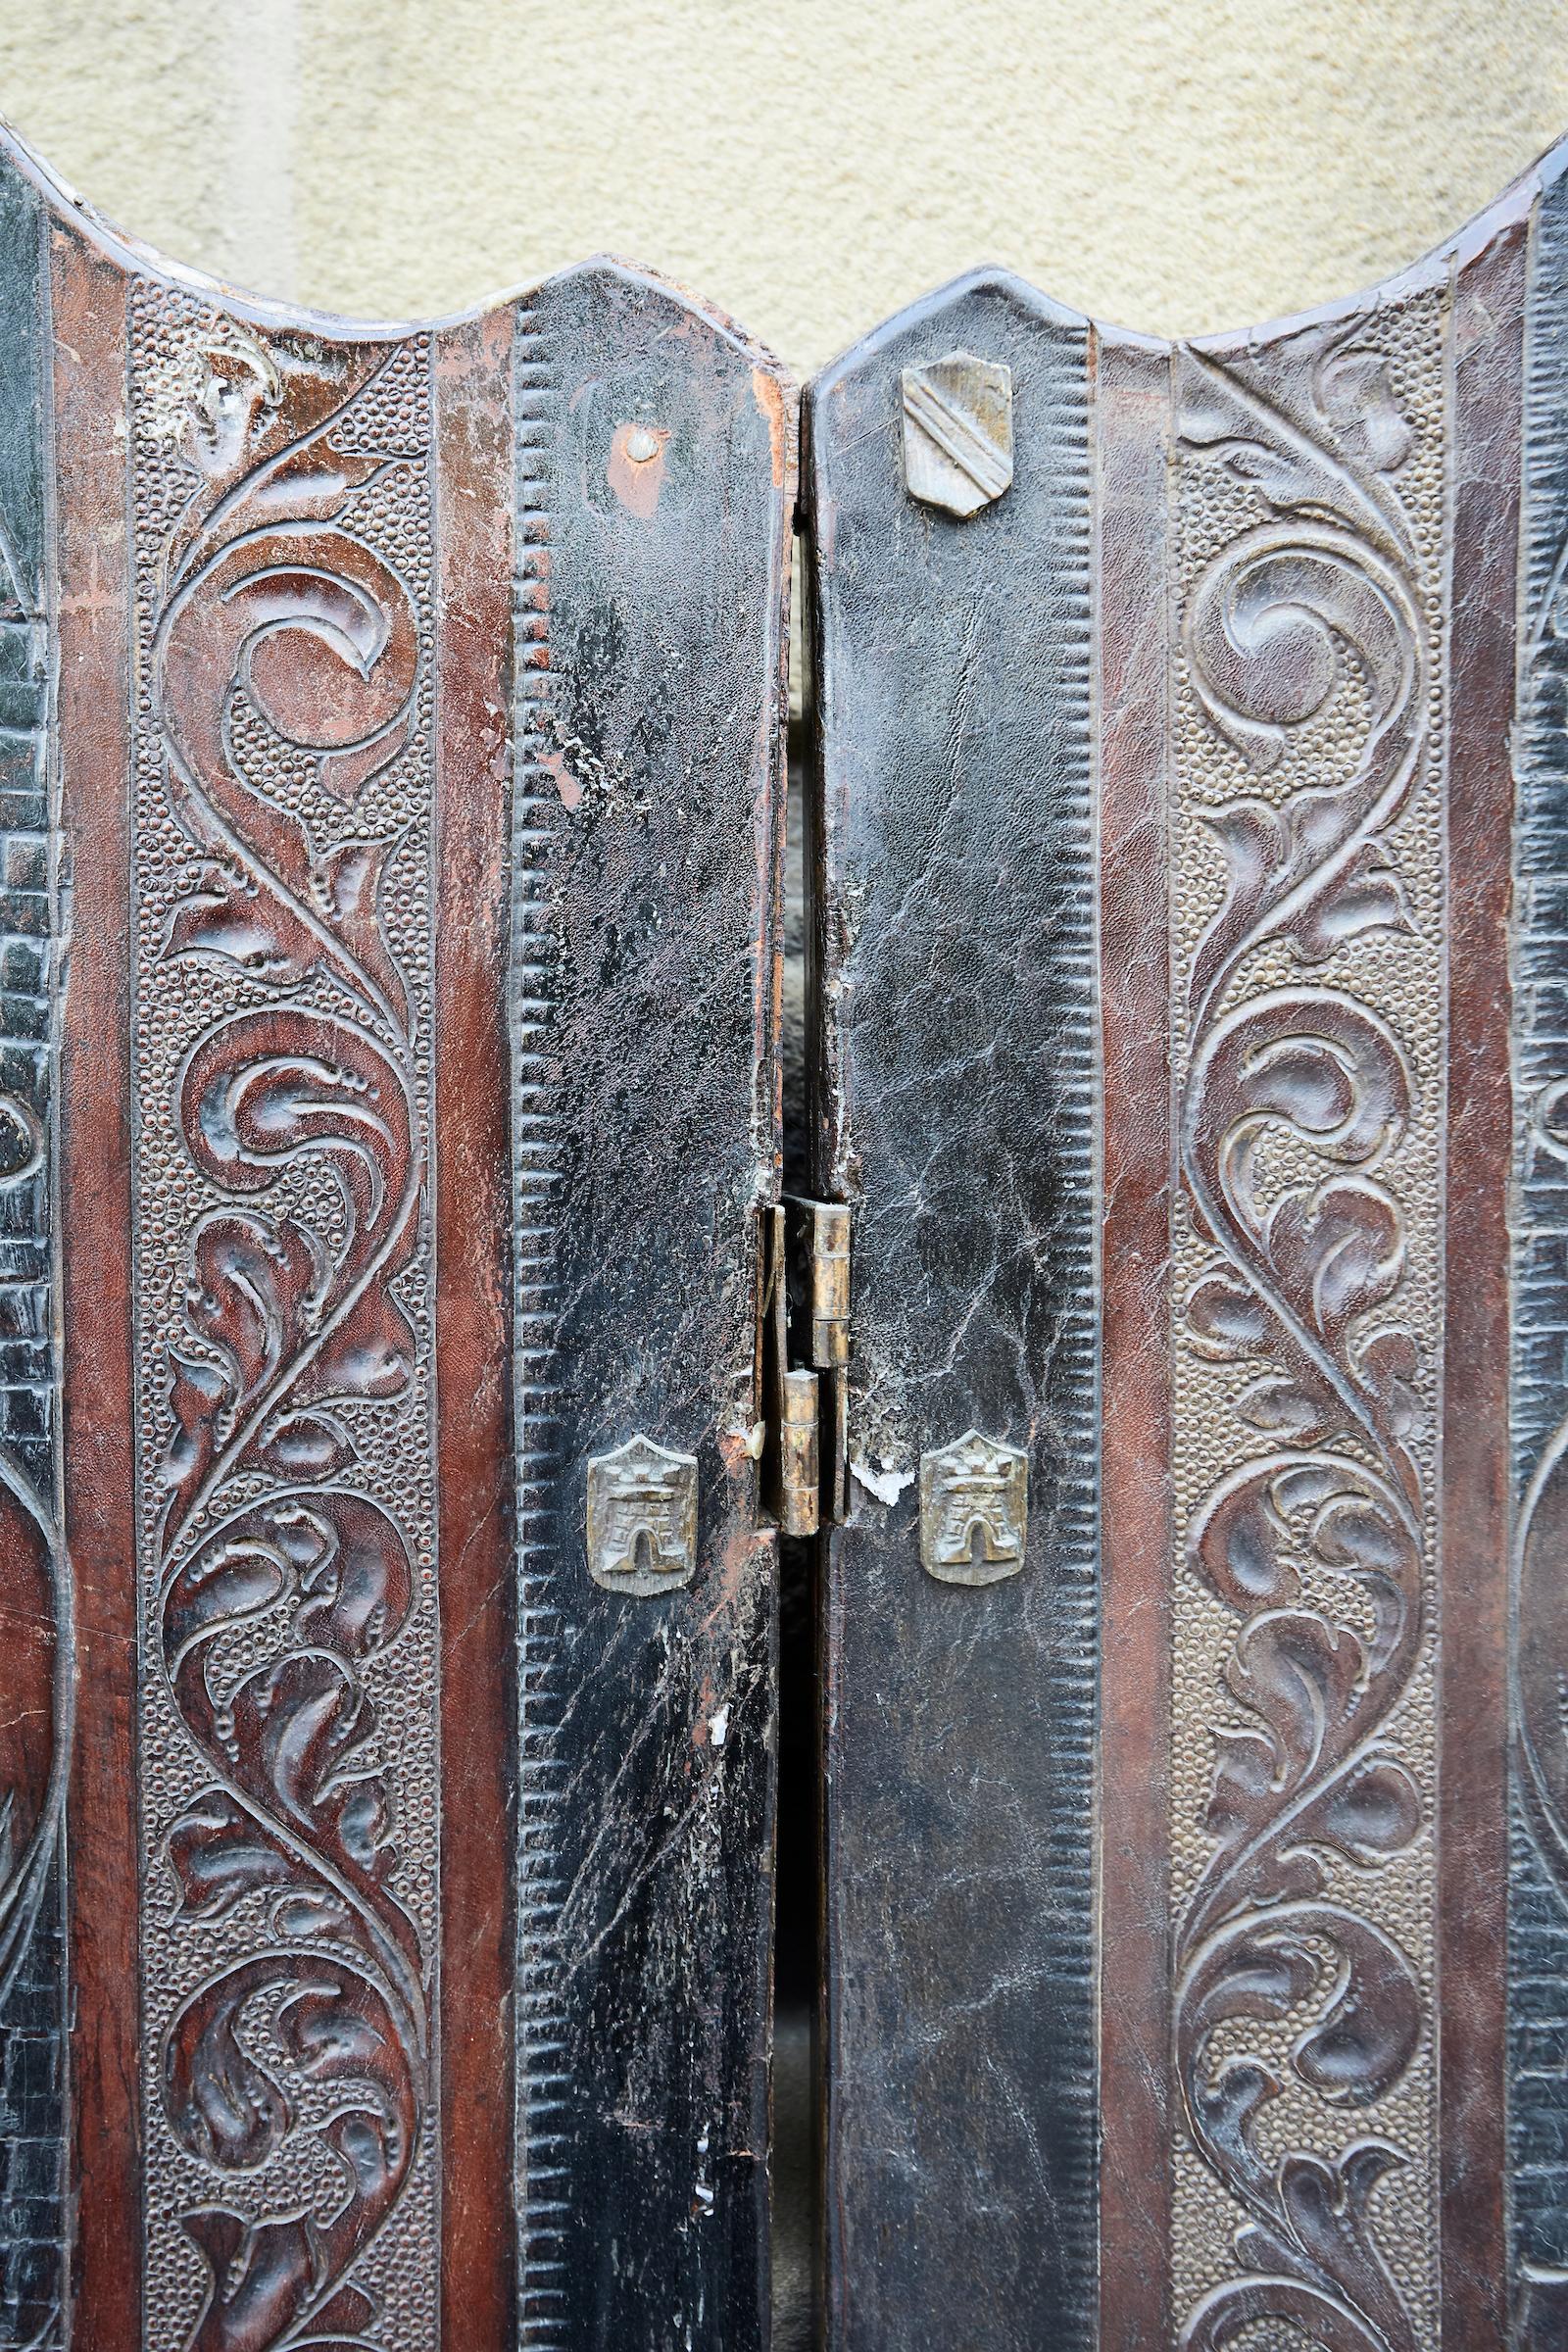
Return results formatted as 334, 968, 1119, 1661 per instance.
0, 135, 67, 2351
1509, 141, 1568, 2348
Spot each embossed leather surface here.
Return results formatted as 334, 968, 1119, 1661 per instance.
12, 86, 1568, 2352
806, 278, 1101, 2351
806, 143, 1567, 2352
0, 115, 790, 2352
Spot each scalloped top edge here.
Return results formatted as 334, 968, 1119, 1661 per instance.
0, 108, 791, 382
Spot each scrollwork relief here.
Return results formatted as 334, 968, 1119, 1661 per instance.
132, 306, 437, 2352
1171, 318, 1441, 2348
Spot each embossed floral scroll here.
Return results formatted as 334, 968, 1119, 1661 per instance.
805, 134, 1568, 2352
0, 115, 790, 2352
18, 75, 1568, 2352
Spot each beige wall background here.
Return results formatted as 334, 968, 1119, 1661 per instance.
1, 2, 1566, 376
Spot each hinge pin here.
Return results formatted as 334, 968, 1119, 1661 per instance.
778, 1367, 821, 1537
761, 1197, 851, 1534
802, 1200, 851, 1367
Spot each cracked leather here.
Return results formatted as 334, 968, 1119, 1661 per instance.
0, 110, 792, 2352
806, 275, 1101, 2352
807, 138, 1568, 2352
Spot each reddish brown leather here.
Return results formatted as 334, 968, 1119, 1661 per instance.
807, 138, 1568, 2352
0, 113, 791, 2352
1094, 329, 1175, 2352
53, 220, 141, 2350
432, 303, 517, 2350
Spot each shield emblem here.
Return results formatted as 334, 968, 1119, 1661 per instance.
586, 1433, 699, 1593
917, 1429, 1027, 1583
9, 73, 1568, 2352
804, 145, 1568, 2352
901, 346, 1013, 515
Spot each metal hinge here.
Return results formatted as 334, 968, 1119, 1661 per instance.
762, 1197, 851, 1536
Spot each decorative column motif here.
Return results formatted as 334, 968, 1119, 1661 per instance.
1167, 311, 1445, 2348
129, 298, 439, 2351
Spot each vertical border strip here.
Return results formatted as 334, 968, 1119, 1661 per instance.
51, 223, 140, 2346
1093, 326, 1174, 2352
510, 298, 565, 2348
433, 302, 518, 2346
0, 146, 68, 2346
1441, 211, 1526, 2347
1510, 153, 1568, 2339
811, 276, 1101, 2346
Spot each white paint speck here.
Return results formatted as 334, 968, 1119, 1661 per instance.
853, 1456, 913, 1506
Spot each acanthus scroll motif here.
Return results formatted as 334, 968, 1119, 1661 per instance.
1172, 326, 1434, 2352
144, 323, 433, 2352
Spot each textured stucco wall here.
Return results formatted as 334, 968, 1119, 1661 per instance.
2, 2, 1567, 374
